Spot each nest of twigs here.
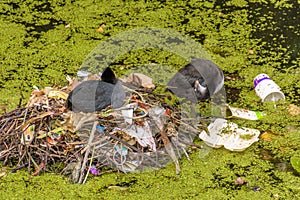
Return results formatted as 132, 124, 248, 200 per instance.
0, 78, 203, 183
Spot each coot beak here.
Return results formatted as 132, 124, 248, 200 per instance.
194, 80, 208, 96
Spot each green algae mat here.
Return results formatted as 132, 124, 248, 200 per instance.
1, 0, 300, 199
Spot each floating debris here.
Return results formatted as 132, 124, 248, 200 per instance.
250, 186, 261, 191
226, 105, 265, 120
288, 104, 300, 116
234, 177, 247, 186
199, 118, 261, 151
96, 24, 106, 33
253, 73, 285, 102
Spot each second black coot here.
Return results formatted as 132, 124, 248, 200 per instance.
167, 58, 224, 102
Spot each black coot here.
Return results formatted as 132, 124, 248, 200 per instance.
167, 58, 224, 102
66, 67, 125, 112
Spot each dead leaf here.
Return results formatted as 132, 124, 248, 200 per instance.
248, 49, 254, 54
0, 104, 8, 114
0, 167, 9, 178
260, 132, 272, 141
42, 87, 53, 96
26, 87, 47, 107
48, 90, 68, 100
260, 149, 272, 160
121, 73, 155, 89
279, 147, 285, 152
288, 104, 300, 116
96, 24, 106, 33
31, 90, 44, 96
234, 177, 247, 185
46, 136, 57, 145
108, 185, 128, 191
161, 127, 180, 174
260, 131, 279, 141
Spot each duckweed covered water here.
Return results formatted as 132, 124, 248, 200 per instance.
1, 0, 300, 199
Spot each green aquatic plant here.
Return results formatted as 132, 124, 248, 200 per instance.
1, 0, 300, 199
291, 155, 300, 173
239, 133, 255, 140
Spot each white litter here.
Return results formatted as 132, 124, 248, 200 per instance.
199, 118, 260, 151
121, 121, 156, 152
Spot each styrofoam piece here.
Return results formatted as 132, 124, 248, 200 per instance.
199, 118, 233, 148
199, 118, 260, 151
223, 127, 260, 152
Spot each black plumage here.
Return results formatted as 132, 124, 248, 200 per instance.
167, 58, 224, 102
66, 67, 125, 112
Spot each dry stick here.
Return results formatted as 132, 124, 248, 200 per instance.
63, 147, 84, 164
0, 107, 26, 122
29, 144, 63, 159
0, 117, 13, 132
0, 146, 14, 158
6, 120, 18, 136
78, 121, 97, 184
38, 120, 48, 169
2, 146, 15, 165
161, 126, 180, 175
123, 86, 146, 102
11, 163, 28, 173
83, 147, 95, 184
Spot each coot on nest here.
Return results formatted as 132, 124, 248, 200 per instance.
167, 58, 224, 102
66, 67, 126, 112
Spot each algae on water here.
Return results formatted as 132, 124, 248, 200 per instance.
291, 155, 300, 173
0, 0, 300, 199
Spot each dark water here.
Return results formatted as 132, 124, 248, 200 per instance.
248, 1, 300, 68
215, 0, 300, 70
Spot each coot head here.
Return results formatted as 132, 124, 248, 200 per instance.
100, 66, 117, 84
66, 67, 125, 112
167, 59, 224, 102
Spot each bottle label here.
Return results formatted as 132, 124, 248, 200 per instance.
254, 73, 270, 88
227, 106, 265, 120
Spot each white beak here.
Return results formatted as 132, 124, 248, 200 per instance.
194, 80, 207, 96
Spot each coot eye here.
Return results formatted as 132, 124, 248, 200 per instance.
199, 80, 207, 88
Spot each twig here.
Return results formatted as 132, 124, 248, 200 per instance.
123, 86, 146, 102
83, 147, 95, 184
101, 130, 162, 168
161, 126, 180, 175
78, 121, 97, 184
